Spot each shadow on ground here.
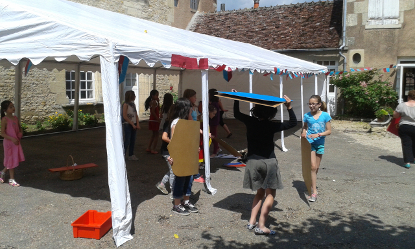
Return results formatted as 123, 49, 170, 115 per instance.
198, 210, 414, 248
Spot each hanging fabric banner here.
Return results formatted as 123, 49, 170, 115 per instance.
223, 70, 232, 82
24, 59, 32, 76
118, 55, 129, 84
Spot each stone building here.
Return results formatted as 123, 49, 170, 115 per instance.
345, 0, 415, 102
0, 0, 216, 123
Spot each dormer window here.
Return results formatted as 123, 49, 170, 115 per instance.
190, 0, 199, 11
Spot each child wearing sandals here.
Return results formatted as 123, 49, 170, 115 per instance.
233, 92, 297, 235
0, 101, 25, 186
168, 98, 198, 216
301, 95, 331, 202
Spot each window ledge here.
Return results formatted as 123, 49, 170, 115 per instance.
62, 101, 103, 107
365, 24, 402, 30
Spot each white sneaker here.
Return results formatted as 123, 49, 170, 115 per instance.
128, 155, 139, 161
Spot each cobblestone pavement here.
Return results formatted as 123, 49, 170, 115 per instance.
0, 119, 413, 248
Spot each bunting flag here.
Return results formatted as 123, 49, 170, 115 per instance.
213, 64, 226, 72
223, 70, 232, 82
171, 54, 208, 70
249, 70, 254, 75
262, 64, 397, 79
24, 59, 32, 76
270, 73, 273, 80
118, 55, 129, 84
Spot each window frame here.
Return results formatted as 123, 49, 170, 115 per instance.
65, 70, 95, 103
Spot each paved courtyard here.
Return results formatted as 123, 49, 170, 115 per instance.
0, 119, 413, 248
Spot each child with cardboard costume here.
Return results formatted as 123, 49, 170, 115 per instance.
167, 98, 200, 216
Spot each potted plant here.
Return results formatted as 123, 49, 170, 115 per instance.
375, 108, 389, 122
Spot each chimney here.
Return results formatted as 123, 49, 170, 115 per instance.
220, 3, 225, 11
254, 0, 259, 9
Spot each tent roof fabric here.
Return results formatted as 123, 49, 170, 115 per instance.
0, 0, 327, 74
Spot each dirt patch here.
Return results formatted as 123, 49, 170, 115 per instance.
331, 120, 401, 154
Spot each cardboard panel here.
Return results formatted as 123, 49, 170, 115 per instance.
212, 137, 242, 157
301, 137, 312, 196
168, 119, 200, 177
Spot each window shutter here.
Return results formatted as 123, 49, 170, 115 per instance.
383, 0, 399, 24
368, 0, 383, 20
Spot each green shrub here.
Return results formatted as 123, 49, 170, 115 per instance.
21, 122, 28, 135
36, 121, 45, 131
82, 113, 98, 126
331, 70, 398, 118
48, 112, 71, 130
375, 109, 389, 119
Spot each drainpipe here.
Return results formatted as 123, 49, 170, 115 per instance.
339, 0, 347, 72
338, 0, 347, 115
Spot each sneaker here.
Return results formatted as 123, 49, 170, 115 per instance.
404, 163, 411, 169
308, 193, 317, 202
9, 179, 20, 187
193, 175, 205, 183
172, 204, 190, 216
183, 202, 199, 213
156, 182, 168, 195
128, 155, 139, 161
247, 222, 258, 230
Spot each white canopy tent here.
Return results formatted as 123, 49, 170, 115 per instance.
0, 0, 327, 246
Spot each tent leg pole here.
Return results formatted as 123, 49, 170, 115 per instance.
327, 76, 330, 116
100, 46, 133, 247
178, 70, 183, 97
14, 61, 22, 123
153, 69, 157, 90
73, 64, 80, 131
314, 74, 318, 95
249, 72, 253, 114
399, 66, 404, 103
301, 76, 304, 127
280, 76, 288, 152
202, 70, 217, 195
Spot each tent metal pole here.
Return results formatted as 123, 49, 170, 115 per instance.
178, 70, 183, 97
72, 64, 80, 131
201, 69, 217, 195
249, 72, 253, 114
280, 76, 288, 152
399, 65, 404, 103
314, 74, 318, 95
14, 60, 22, 123
153, 69, 157, 90
301, 76, 304, 127
101, 43, 133, 247
326, 76, 330, 116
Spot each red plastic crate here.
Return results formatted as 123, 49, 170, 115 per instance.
71, 210, 112, 240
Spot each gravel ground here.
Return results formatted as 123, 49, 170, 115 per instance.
0, 119, 413, 249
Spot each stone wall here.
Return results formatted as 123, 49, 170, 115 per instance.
69, 0, 175, 25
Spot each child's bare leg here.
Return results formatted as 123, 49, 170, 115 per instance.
249, 188, 265, 225
151, 131, 159, 150
9, 168, 14, 179
310, 152, 322, 194
257, 188, 276, 232
223, 124, 231, 135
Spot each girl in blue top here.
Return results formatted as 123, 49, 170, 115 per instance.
301, 95, 332, 202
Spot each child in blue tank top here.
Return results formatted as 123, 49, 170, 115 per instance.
301, 95, 332, 202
